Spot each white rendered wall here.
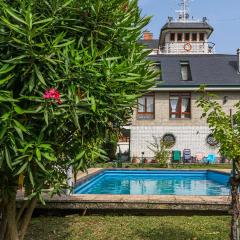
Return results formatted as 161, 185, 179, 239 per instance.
130, 125, 219, 159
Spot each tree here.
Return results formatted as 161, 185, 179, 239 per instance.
197, 90, 240, 240
0, 0, 156, 239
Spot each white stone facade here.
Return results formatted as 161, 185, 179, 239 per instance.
130, 125, 219, 159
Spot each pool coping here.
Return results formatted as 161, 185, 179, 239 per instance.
17, 168, 232, 214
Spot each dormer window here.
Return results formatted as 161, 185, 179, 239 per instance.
192, 33, 197, 41
180, 61, 192, 81
199, 33, 205, 41
170, 33, 175, 41
185, 33, 190, 41
177, 33, 182, 42
154, 62, 162, 81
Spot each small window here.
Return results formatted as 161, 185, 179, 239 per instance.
199, 33, 205, 41
177, 33, 182, 42
185, 33, 190, 41
154, 62, 162, 81
137, 95, 155, 120
169, 93, 191, 119
192, 33, 197, 41
180, 61, 192, 81
170, 33, 175, 41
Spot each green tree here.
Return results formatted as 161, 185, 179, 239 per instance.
0, 1, 156, 239
197, 91, 240, 240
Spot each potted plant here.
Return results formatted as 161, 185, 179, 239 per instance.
132, 155, 138, 164
148, 136, 171, 167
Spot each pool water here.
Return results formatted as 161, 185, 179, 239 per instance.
74, 170, 230, 196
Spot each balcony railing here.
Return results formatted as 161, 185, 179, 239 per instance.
159, 42, 215, 54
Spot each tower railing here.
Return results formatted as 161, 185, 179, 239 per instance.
159, 42, 215, 54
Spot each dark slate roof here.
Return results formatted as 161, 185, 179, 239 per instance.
161, 22, 214, 32
148, 54, 240, 87
138, 39, 159, 49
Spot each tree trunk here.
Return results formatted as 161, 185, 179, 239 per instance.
230, 176, 240, 240
3, 193, 19, 240
0, 201, 8, 240
18, 197, 37, 240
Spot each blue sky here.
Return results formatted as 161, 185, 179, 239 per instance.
138, 0, 240, 54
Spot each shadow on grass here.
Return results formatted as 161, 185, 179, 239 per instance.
134, 225, 226, 240
25, 215, 230, 240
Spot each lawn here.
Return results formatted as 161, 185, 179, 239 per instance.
26, 215, 231, 240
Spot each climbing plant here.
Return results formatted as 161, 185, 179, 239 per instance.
197, 90, 240, 240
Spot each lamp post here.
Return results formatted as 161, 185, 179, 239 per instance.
117, 144, 122, 168
141, 152, 145, 167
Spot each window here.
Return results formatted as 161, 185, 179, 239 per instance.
185, 33, 190, 41
137, 95, 155, 120
192, 33, 197, 41
206, 134, 218, 146
163, 133, 176, 147
170, 33, 175, 41
177, 33, 182, 42
154, 62, 162, 81
169, 93, 191, 119
180, 61, 192, 81
199, 33, 205, 41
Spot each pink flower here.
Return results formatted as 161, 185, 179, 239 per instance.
43, 88, 62, 104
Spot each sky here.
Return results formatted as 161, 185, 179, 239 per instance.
138, 0, 240, 54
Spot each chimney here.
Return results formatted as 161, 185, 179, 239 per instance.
237, 48, 240, 73
143, 31, 153, 40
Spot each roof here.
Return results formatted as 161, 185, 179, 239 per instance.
148, 54, 240, 88
161, 21, 214, 32
138, 39, 159, 49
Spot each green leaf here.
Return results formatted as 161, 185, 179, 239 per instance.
3, 55, 28, 63
36, 148, 41, 161
0, 64, 15, 74
4, 7, 27, 25
29, 169, 35, 187
26, 6, 33, 30
53, 39, 75, 48
35, 159, 47, 172
90, 96, 96, 112
4, 146, 12, 170
15, 162, 28, 176
14, 126, 23, 140
62, 0, 74, 8
0, 74, 14, 86
14, 105, 25, 114
34, 64, 46, 86
0, 127, 7, 139
44, 110, 48, 125
13, 119, 28, 133
42, 153, 57, 161
75, 151, 85, 161
33, 18, 54, 25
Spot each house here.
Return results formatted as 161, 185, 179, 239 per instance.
122, 0, 240, 161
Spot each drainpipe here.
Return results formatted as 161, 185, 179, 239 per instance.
237, 48, 240, 74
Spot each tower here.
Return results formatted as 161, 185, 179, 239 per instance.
159, 0, 215, 54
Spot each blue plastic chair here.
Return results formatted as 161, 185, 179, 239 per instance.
204, 154, 216, 164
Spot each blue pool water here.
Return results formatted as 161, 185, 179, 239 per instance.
74, 170, 230, 196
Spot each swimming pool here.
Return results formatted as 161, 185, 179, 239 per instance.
74, 170, 230, 196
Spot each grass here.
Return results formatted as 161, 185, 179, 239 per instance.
26, 215, 231, 240
94, 162, 232, 169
